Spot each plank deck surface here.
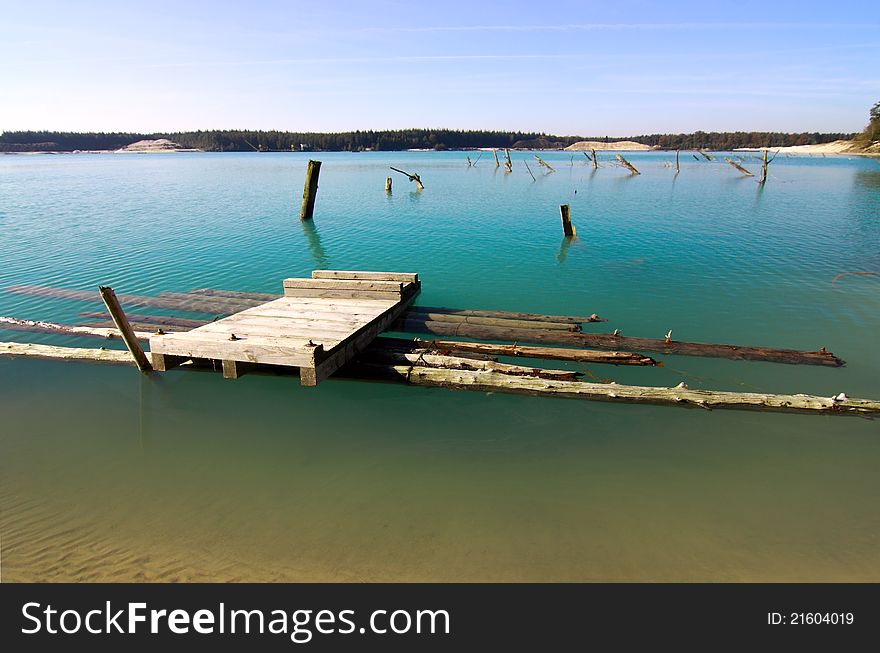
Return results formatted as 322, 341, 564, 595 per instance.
149, 272, 419, 385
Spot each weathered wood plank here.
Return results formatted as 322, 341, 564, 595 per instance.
283, 278, 405, 293
312, 270, 419, 283
282, 287, 407, 301
150, 333, 324, 368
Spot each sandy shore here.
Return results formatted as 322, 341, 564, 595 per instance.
734, 140, 876, 155
564, 140, 653, 151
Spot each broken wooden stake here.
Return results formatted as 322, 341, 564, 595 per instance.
299, 159, 322, 220
616, 154, 640, 175
504, 148, 513, 173
560, 204, 576, 238
524, 160, 536, 181
591, 148, 599, 169
390, 166, 424, 190
493, 149, 500, 167
98, 286, 152, 372
385, 177, 392, 192
675, 150, 680, 173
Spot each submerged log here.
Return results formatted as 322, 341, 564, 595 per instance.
724, 157, 754, 176
0, 342, 138, 365
403, 337, 657, 366
358, 349, 583, 381
2, 341, 874, 416
390, 166, 424, 190
6, 285, 245, 315
404, 309, 580, 332
344, 364, 878, 416
185, 289, 281, 302
395, 317, 844, 366
80, 312, 209, 329
534, 155, 556, 173
406, 306, 604, 325
0, 316, 154, 341
616, 153, 640, 175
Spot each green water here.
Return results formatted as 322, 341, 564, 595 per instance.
1, 151, 878, 581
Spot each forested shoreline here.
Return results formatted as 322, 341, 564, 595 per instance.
0, 129, 855, 152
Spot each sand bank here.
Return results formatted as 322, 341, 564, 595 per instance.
564, 140, 653, 152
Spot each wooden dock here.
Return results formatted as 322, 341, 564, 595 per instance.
148, 271, 420, 385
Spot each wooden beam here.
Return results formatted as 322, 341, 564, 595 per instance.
385, 176, 392, 192
300, 159, 321, 220
98, 286, 152, 372
312, 270, 419, 283
284, 278, 404, 293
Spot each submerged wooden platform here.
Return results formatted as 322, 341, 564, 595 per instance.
148, 271, 420, 385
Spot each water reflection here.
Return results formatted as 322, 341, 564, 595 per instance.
300, 220, 327, 267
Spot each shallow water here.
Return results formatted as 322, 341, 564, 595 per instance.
1, 150, 878, 581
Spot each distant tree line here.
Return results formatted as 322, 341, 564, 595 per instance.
0, 129, 856, 152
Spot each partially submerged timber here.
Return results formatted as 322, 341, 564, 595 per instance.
1, 271, 876, 416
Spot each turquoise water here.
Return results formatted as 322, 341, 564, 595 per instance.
1, 151, 878, 581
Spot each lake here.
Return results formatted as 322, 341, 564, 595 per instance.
1, 150, 878, 581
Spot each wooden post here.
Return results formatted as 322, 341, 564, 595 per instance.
591, 148, 598, 169
560, 204, 576, 238
504, 148, 513, 172
299, 159, 321, 220
98, 286, 152, 372
675, 150, 680, 173
493, 149, 500, 167
760, 149, 769, 184
524, 160, 536, 181
385, 177, 392, 192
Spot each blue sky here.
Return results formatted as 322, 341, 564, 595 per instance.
1, 0, 878, 134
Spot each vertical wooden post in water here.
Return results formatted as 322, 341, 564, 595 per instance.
675, 150, 680, 173
385, 177, 393, 192
300, 159, 322, 220
560, 204, 576, 238
760, 149, 769, 184
98, 286, 152, 372
493, 148, 500, 167
591, 148, 598, 169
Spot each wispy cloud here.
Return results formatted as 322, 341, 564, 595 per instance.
352, 22, 880, 34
